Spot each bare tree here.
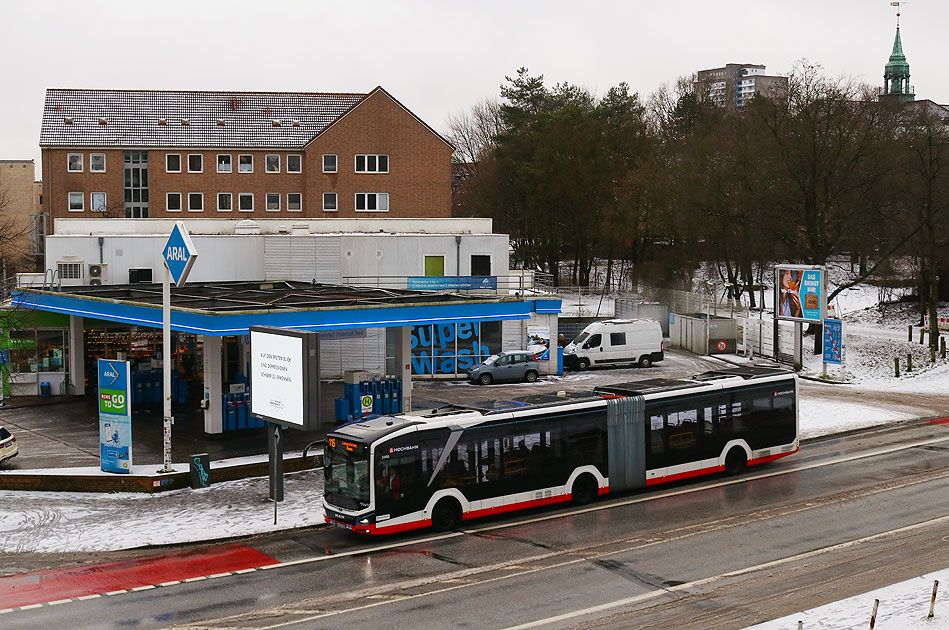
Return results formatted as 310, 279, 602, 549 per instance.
445, 98, 503, 176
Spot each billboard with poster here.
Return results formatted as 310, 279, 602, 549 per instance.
249, 326, 320, 430
774, 266, 825, 323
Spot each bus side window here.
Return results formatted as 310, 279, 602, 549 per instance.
703, 406, 714, 436
649, 413, 665, 454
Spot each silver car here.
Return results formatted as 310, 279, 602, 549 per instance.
467, 351, 540, 385
0, 426, 18, 465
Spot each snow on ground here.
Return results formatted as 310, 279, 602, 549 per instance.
747, 569, 949, 630
0, 468, 324, 553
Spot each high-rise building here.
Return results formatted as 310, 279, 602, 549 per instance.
695, 64, 788, 108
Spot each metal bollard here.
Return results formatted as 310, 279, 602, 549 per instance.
908, 324, 913, 341
942, 337, 947, 359
930, 580, 939, 619
895, 357, 900, 377
907, 353, 913, 372
870, 598, 879, 629
798, 621, 803, 630
920, 328, 926, 344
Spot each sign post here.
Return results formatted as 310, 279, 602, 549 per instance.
98, 358, 132, 473
160, 222, 198, 473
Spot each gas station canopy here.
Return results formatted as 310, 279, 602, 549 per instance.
13, 281, 562, 336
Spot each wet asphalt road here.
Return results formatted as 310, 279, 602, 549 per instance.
5, 417, 949, 629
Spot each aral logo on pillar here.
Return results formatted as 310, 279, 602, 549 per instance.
163, 221, 198, 286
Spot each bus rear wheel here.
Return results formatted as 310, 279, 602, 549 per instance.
724, 448, 747, 476
431, 498, 461, 531
571, 474, 597, 505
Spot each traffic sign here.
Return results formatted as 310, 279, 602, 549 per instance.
360, 395, 373, 414
162, 222, 198, 287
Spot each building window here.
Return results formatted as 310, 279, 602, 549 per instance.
287, 154, 302, 173
217, 192, 232, 212
266, 193, 280, 211
265, 154, 280, 173
166, 154, 181, 173
238, 193, 254, 212
90, 154, 106, 173
187, 154, 203, 173
238, 154, 253, 173
188, 192, 203, 212
322, 154, 337, 173
287, 193, 302, 212
355, 192, 389, 212
217, 154, 232, 173
355, 154, 389, 173
91, 192, 107, 212
124, 151, 149, 218
323, 192, 337, 212
471, 254, 491, 276
67, 153, 83, 172
167, 192, 182, 212
68, 192, 84, 211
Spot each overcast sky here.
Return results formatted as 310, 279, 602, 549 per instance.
3, 0, 947, 176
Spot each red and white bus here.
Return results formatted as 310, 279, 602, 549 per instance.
323, 366, 798, 534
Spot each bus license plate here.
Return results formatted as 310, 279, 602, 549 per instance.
332, 520, 353, 531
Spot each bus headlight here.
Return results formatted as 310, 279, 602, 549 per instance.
359, 517, 371, 525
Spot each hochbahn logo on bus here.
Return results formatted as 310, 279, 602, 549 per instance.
389, 445, 419, 454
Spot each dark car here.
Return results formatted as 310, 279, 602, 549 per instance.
467, 351, 541, 385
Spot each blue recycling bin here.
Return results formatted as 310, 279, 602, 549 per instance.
40, 381, 51, 398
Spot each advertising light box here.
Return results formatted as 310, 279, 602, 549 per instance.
249, 327, 320, 430
774, 265, 826, 324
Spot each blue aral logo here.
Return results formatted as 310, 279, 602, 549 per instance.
163, 222, 198, 286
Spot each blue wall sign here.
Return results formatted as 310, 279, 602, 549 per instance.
98, 358, 133, 473
407, 276, 498, 290
163, 222, 198, 286
823, 319, 843, 365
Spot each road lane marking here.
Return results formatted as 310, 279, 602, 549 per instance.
501, 513, 949, 629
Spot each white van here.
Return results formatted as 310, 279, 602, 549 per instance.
563, 319, 664, 370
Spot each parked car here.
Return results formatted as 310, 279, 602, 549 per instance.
563, 319, 664, 370
0, 426, 18, 465
467, 351, 541, 385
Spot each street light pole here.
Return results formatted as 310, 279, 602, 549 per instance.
160, 264, 174, 473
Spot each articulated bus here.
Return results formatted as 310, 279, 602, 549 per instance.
323, 366, 798, 534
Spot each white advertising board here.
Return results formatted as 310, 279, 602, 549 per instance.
250, 330, 305, 427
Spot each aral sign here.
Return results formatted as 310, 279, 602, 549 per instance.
163, 222, 198, 287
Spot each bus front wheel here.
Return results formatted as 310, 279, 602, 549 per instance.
724, 448, 747, 476
571, 474, 597, 505
431, 498, 461, 531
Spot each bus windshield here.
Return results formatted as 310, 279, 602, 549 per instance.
324, 446, 370, 510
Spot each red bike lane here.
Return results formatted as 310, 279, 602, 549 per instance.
0, 543, 278, 609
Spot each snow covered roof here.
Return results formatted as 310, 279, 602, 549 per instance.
40, 88, 367, 149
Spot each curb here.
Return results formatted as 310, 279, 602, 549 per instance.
0, 452, 323, 493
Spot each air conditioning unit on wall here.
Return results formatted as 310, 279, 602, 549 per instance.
88, 263, 109, 286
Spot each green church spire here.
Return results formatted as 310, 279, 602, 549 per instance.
881, 23, 914, 102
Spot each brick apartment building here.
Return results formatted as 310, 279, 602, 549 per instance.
0, 159, 42, 270
39, 87, 453, 228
